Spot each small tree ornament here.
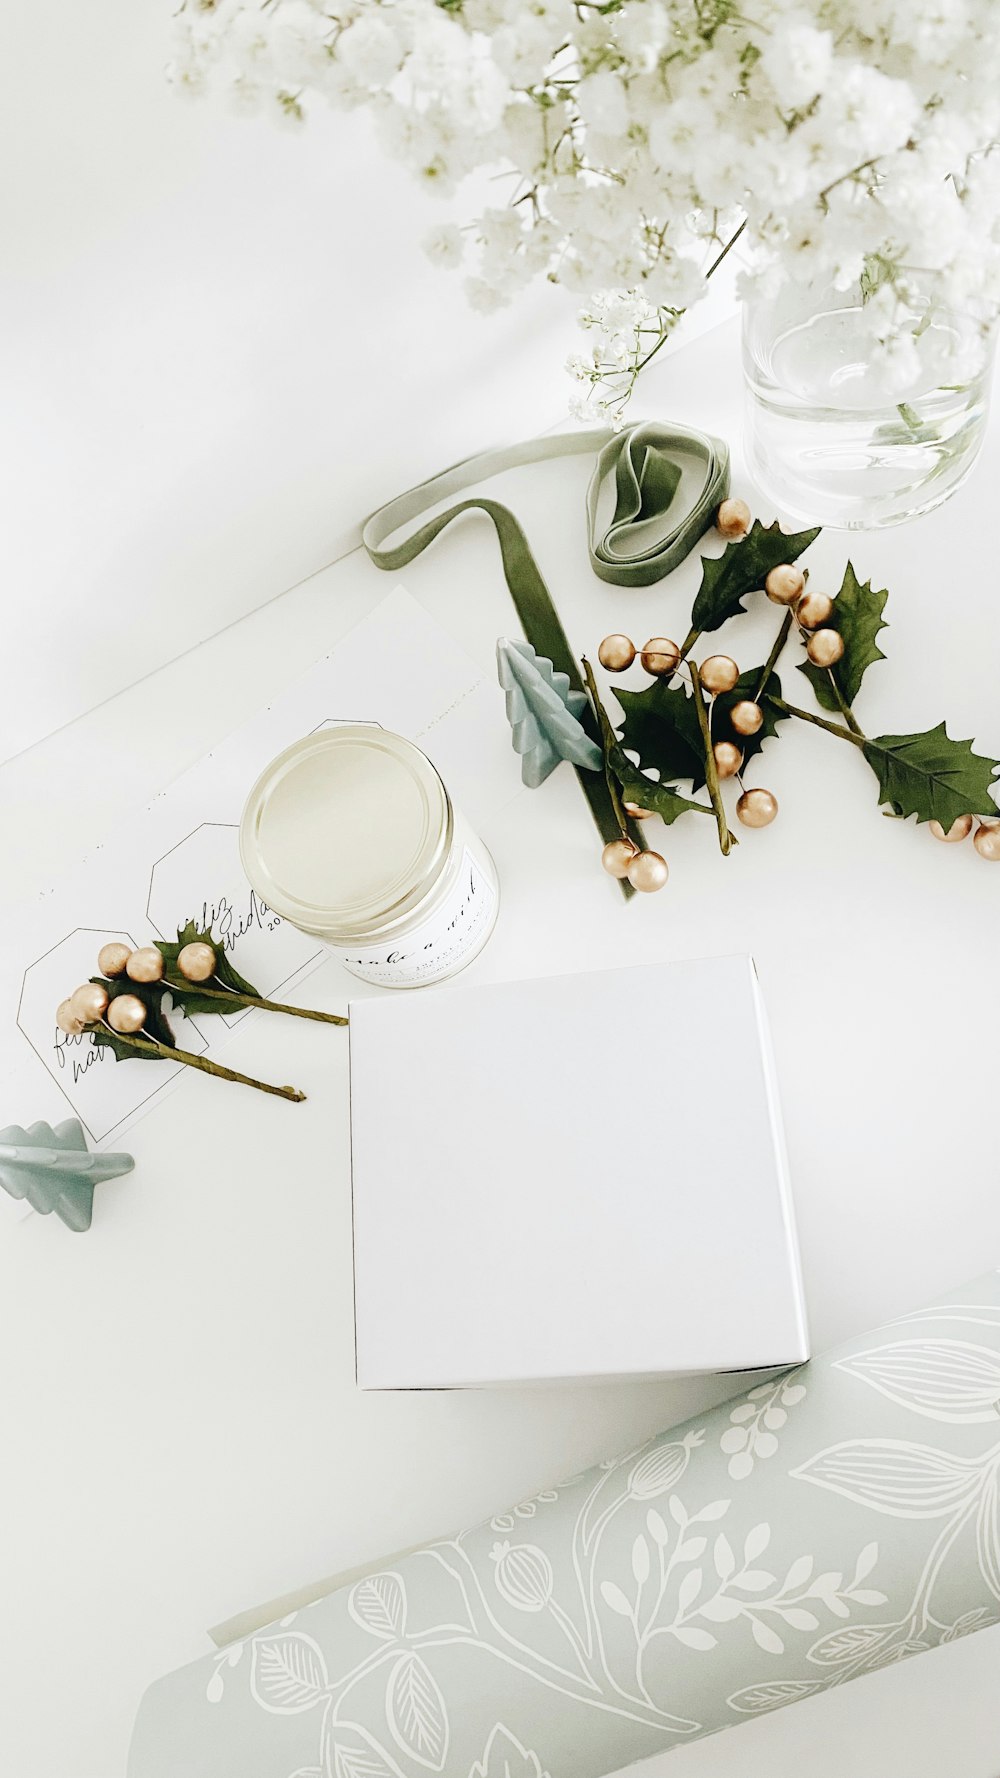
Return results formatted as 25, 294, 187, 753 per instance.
497, 637, 602, 788
0, 1119, 134, 1231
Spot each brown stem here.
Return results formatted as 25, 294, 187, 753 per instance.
677, 626, 701, 664
824, 672, 865, 737
754, 610, 793, 700
689, 661, 736, 856
96, 1023, 306, 1102
581, 657, 639, 842
770, 696, 867, 746
170, 979, 347, 1026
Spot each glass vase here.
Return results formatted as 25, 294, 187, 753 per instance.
742, 279, 997, 529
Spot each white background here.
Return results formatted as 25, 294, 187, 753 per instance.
3, 6, 1000, 1778
0, 1, 574, 761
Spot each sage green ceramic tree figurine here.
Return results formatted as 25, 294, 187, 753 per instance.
0, 1118, 134, 1231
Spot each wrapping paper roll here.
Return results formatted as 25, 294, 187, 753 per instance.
129, 1274, 1000, 1778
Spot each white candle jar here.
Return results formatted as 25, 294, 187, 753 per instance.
239, 727, 499, 988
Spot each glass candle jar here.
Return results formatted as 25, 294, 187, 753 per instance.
239, 727, 499, 988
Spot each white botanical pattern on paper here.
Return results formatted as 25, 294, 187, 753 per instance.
137, 1276, 1000, 1776
468, 1725, 551, 1778
720, 1376, 807, 1481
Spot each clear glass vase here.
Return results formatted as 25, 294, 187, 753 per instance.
742, 280, 997, 529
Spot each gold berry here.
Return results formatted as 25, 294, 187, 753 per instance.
716, 497, 751, 539
765, 564, 806, 606
56, 999, 86, 1036
602, 838, 637, 878
730, 700, 763, 736
176, 941, 218, 983
106, 994, 148, 1034
623, 801, 654, 820
126, 945, 165, 984
627, 850, 669, 892
639, 637, 681, 676
806, 628, 845, 668
929, 814, 974, 842
974, 824, 1000, 861
700, 655, 739, 696
797, 590, 834, 630
737, 788, 779, 828
598, 634, 636, 673
97, 942, 132, 978
70, 982, 110, 1022
713, 741, 743, 779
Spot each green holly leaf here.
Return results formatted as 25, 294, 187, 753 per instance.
692, 520, 821, 633
615, 680, 706, 788
862, 723, 1000, 827
798, 563, 888, 712
155, 924, 260, 1017
608, 741, 711, 824
712, 666, 788, 773
89, 976, 177, 1063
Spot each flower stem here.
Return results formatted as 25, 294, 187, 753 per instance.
770, 695, 868, 747
170, 980, 347, 1026
689, 661, 736, 855
97, 1023, 306, 1102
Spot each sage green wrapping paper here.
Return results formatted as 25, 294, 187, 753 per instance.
129, 1273, 1000, 1778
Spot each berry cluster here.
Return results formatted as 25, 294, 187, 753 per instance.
55, 940, 218, 1040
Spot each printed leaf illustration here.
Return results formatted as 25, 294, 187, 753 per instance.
496, 637, 602, 788
712, 666, 787, 773
728, 1679, 823, 1714
673, 1626, 717, 1650
792, 1439, 981, 1518
807, 1623, 893, 1667
250, 1633, 329, 1714
862, 724, 1000, 826
469, 1725, 551, 1778
89, 976, 178, 1062
751, 1618, 785, 1654
942, 1607, 999, 1643
600, 1581, 633, 1617
976, 1470, 1000, 1603
835, 1340, 1000, 1423
156, 921, 260, 1016
329, 1727, 407, 1778
608, 741, 710, 824
386, 1653, 450, 1771
348, 1571, 408, 1640
692, 520, 821, 632
798, 563, 888, 710
615, 680, 705, 789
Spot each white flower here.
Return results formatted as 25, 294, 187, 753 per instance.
170, 0, 1000, 425
422, 223, 465, 269
337, 15, 403, 88
759, 21, 833, 110
464, 275, 509, 314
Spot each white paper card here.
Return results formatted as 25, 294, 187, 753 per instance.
350, 954, 809, 1387
0, 589, 517, 1185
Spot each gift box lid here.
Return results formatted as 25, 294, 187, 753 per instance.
349, 954, 808, 1389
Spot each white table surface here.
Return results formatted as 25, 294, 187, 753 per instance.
3, 318, 1000, 1778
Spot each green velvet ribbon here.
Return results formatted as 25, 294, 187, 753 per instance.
362, 423, 729, 896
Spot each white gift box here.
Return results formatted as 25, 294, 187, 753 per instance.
349, 954, 809, 1389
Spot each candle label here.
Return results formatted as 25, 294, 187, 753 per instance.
340, 849, 496, 988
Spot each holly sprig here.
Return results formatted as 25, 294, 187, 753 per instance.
56, 924, 347, 1103
590, 510, 1000, 885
